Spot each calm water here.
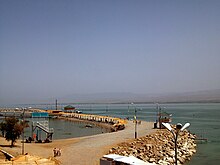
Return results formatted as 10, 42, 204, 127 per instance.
0, 117, 110, 140
25, 118, 110, 140
70, 103, 220, 165
1, 103, 220, 164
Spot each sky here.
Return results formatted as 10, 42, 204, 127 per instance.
1, 0, 220, 104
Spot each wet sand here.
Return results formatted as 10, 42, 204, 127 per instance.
0, 121, 155, 165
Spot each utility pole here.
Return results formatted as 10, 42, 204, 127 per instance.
162, 122, 190, 165
56, 99, 58, 110
134, 108, 137, 139
22, 108, 25, 155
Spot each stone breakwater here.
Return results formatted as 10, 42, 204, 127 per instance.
59, 113, 126, 131
108, 129, 196, 165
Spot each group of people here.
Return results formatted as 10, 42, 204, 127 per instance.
53, 148, 61, 157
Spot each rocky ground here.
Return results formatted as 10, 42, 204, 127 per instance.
108, 129, 196, 165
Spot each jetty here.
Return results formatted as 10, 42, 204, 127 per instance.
43, 109, 127, 131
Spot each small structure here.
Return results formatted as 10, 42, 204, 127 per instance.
31, 112, 54, 142
154, 104, 172, 129
64, 105, 75, 112
157, 111, 172, 129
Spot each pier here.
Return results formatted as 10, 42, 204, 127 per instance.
59, 112, 126, 131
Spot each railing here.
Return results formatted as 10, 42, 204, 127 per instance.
33, 121, 54, 134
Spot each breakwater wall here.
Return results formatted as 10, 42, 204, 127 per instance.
59, 113, 126, 131
108, 129, 196, 165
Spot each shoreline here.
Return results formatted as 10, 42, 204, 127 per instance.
0, 120, 155, 165
0, 111, 197, 165
0, 119, 197, 165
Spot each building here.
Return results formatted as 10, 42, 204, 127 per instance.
64, 105, 76, 112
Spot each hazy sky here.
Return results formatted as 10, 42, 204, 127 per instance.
1, 0, 220, 104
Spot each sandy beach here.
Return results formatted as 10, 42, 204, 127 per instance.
0, 120, 155, 165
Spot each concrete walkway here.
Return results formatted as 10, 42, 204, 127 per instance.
56, 121, 155, 165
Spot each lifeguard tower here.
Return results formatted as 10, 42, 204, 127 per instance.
31, 112, 54, 142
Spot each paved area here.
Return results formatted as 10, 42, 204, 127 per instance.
56, 121, 155, 165
0, 121, 155, 165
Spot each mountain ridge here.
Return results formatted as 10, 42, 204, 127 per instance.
57, 89, 220, 104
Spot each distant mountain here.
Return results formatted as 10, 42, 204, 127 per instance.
154, 89, 220, 103
58, 89, 220, 104
2, 89, 220, 106
59, 92, 141, 103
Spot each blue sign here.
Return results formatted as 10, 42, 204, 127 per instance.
32, 112, 49, 118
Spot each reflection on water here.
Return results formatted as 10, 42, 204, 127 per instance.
49, 118, 110, 139
23, 118, 110, 140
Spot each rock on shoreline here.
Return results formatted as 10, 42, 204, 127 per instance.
108, 129, 196, 165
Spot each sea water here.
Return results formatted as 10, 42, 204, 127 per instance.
75, 103, 220, 165
1, 103, 220, 164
